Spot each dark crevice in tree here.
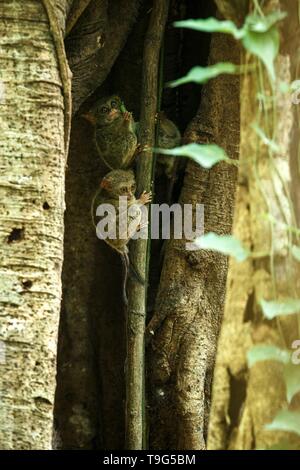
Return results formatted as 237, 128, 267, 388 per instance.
55, 0, 233, 450
243, 290, 255, 323
147, 13, 240, 449
65, 0, 93, 36
22, 280, 33, 289
227, 371, 247, 439
66, 0, 141, 114
214, 0, 248, 25
7, 228, 25, 243
148, 0, 215, 321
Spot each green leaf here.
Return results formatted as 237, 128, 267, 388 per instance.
283, 364, 300, 403
252, 123, 280, 152
291, 245, 300, 262
120, 101, 127, 113
245, 12, 287, 33
263, 441, 300, 450
247, 345, 290, 368
194, 233, 250, 262
174, 18, 244, 39
266, 410, 300, 436
154, 143, 229, 169
174, 12, 287, 36
242, 27, 279, 81
260, 299, 300, 319
278, 81, 291, 94
173, 13, 286, 83
168, 63, 237, 87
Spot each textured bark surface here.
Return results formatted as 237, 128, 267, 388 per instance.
0, 0, 68, 450
208, 0, 300, 451
67, 0, 141, 114
284, 0, 300, 225
214, 0, 248, 25
147, 31, 240, 450
125, 0, 170, 450
54, 0, 214, 450
53, 118, 103, 449
54, 4, 151, 449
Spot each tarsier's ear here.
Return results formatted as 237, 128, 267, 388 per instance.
157, 110, 166, 120
81, 112, 96, 125
100, 178, 111, 190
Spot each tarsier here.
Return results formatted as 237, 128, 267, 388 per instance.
86, 95, 179, 303
156, 111, 181, 178
83, 95, 138, 170
93, 169, 152, 304
134, 111, 181, 177
84, 95, 180, 175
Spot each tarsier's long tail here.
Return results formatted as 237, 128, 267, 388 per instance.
121, 248, 145, 306
121, 252, 129, 306
128, 259, 145, 286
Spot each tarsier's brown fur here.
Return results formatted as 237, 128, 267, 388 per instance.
86, 97, 180, 305
84, 95, 138, 170
93, 170, 151, 304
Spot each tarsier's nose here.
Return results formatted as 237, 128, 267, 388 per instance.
109, 108, 118, 118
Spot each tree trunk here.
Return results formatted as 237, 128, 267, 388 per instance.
125, 0, 170, 450
208, 0, 300, 451
0, 0, 69, 450
67, 0, 141, 115
54, 3, 150, 449
146, 30, 240, 449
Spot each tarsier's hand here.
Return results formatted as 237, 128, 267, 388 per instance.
139, 191, 152, 205
135, 143, 151, 156
155, 111, 165, 123
154, 112, 160, 124
136, 220, 149, 232
123, 111, 133, 122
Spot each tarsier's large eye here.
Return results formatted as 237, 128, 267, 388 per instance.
111, 100, 118, 109
121, 186, 127, 193
101, 106, 109, 114
131, 184, 136, 192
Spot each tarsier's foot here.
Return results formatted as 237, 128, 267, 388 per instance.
135, 143, 151, 156
139, 191, 152, 205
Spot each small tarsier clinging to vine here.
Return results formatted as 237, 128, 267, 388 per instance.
93, 169, 152, 304
84, 95, 181, 174
156, 111, 181, 177
135, 110, 181, 178
83, 95, 140, 170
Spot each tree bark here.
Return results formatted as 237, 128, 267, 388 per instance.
53, 118, 105, 449
54, 2, 152, 450
0, 0, 69, 450
214, 0, 248, 25
146, 30, 240, 449
67, 0, 141, 115
126, 0, 170, 450
208, 0, 300, 450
